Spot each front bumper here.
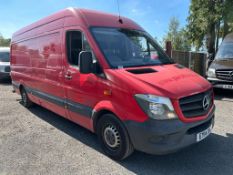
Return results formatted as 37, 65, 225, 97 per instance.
208, 77, 233, 90
124, 105, 215, 155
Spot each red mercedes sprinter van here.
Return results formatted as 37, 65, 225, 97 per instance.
11, 8, 215, 160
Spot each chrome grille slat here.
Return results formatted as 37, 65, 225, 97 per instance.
216, 69, 233, 81
217, 73, 229, 75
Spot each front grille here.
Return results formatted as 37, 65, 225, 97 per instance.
179, 89, 213, 118
4, 66, 10, 72
216, 69, 233, 81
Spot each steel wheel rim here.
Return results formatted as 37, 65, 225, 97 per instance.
103, 124, 121, 149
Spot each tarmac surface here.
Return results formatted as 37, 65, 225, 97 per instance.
0, 81, 233, 175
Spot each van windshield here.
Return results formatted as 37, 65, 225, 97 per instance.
91, 27, 173, 68
216, 42, 233, 60
0, 52, 10, 62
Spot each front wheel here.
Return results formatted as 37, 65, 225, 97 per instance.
96, 114, 134, 160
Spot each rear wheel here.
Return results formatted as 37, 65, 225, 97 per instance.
20, 87, 33, 108
96, 114, 134, 160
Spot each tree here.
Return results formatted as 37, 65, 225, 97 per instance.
222, 0, 233, 38
163, 17, 191, 51
187, 0, 233, 55
0, 33, 11, 47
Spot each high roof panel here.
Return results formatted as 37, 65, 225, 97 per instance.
12, 8, 144, 39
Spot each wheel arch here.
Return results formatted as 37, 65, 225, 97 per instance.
92, 100, 127, 132
92, 109, 117, 133
92, 100, 126, 133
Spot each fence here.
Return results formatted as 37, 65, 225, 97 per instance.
171, 50, 208, 77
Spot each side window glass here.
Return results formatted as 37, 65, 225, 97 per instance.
66, 31, 96, 66
66, 31, 82, 65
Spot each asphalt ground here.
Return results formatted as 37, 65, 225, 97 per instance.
0, 81, 233, 175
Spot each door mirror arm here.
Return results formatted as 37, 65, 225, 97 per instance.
92, 62, 106, 78
92, 62, 103, 74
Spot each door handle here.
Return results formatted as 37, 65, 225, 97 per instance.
65, 71, 72, 80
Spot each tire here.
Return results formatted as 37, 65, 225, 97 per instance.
96, 114, 134, 160
20, 87, 33, 108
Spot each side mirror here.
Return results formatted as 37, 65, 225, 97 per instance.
79, 51, 93, 74
207, 53, 214, 68
208, 53, 214, 61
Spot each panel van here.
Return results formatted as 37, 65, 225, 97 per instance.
11, 8, 215, 160
207, 33, 233, 90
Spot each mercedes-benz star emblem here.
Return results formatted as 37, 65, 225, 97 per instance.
229, 71, 233, 79
202, 95, 211, 110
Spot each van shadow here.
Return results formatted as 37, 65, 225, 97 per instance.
25, 104, 233, 175
214, 89, 233, 102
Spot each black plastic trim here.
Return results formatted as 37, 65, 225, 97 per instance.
124, 105, 215, 155
24, 86, 93, 118
126, 68, 157, 74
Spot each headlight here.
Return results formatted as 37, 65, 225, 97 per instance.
207, 68, 216, 78
135, 94, 177, 120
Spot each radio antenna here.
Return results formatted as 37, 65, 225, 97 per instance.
116, 0, 123, 24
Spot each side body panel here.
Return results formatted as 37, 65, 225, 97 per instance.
11, 18, 68, 119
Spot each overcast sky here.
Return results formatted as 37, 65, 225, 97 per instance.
0, 0, 190, 41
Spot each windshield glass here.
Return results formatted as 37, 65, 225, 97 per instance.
91, 27, 173, 68
216, 42, 233, 60
0, 52, 10, 62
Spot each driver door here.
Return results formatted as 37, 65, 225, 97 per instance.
62, 28, 100, 130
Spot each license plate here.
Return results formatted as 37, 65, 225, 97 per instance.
196, 125, 212, 142
222, 84, 233, 89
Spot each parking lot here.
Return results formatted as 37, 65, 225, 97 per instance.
0, 81, 233, 175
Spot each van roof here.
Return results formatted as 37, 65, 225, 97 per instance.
13, 8, 144, 38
